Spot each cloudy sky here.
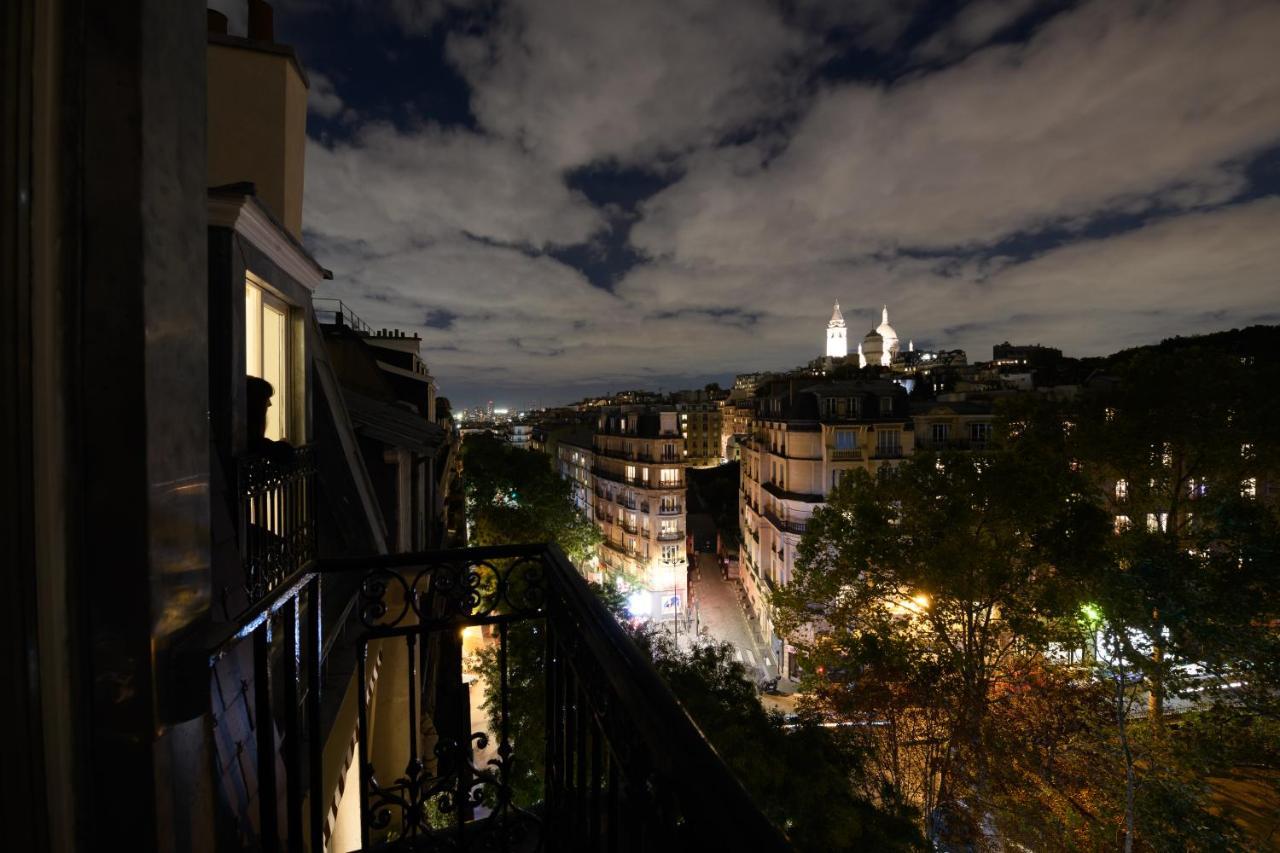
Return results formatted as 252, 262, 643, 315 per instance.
213, 0, 1280, 409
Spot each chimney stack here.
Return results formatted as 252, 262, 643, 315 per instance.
247, 0, 275, 42
207, 0, 308, 238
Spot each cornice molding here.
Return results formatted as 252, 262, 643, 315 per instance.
208, 194, 327, 291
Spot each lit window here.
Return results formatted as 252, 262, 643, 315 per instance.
1104, 407, 1117, 422
1115, 479, 1128, 500
1114, 515, 1131, 533
660, 468, 679, 485
1243, 478, 1257, 499
1242, 443, 1255, 460
245, 276, 293, 441
1146, 513, 1168, 533
625, 465, 636, 481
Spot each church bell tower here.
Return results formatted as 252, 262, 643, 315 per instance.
826, 301, 847, 359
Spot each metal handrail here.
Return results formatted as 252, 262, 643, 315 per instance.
313, 544, 792, 850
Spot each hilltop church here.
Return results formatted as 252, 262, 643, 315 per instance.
825, 301, 907, 367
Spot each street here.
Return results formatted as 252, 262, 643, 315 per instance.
653, 553, 777, 680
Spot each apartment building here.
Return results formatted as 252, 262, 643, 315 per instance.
556, 427, 596, 518
678, 400, 725, 466
591, 408, 689, 620
740, 379, 916, 679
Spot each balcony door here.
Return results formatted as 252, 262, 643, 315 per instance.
245, 273, 292, 441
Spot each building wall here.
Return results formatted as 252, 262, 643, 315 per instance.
208, 37, 308, 238
589, 415, 689, 620
738, 386, 917, 679
678, 402, 724, 466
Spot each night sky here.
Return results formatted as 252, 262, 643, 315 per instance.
212, 0, 1280, 409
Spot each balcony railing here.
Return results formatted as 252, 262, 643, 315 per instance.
656, 530, 683, 541
313, 297, 373, 334
237, 445, 317, 609
873, 445, 904, 459
763, 507, 807, 536
203, 545, 790, 852
827, 447, 862, 461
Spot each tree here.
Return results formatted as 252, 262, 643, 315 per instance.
997, 346, 1280, 850
773, 444, 1106, 843
633, 631, 923, 851
1063, 346, 1280, 722
462, 432, 601, 565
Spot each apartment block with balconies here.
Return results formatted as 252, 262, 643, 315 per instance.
739, 379, 913, 679
590, 407, 689, 619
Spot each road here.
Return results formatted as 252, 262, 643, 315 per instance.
677, 553, 778, 681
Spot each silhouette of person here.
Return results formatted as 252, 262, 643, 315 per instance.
246, 375, 293, 459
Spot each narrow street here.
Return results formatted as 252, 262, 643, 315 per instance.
684, 553, 777, 681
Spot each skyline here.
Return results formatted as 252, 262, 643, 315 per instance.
211, 0, 1280, 407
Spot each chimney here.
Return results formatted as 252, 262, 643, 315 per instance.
247, 0, 275, 42
207, 0, 308, 238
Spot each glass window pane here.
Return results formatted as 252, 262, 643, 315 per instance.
263, 303, 287, 440
245, 282, 262, 377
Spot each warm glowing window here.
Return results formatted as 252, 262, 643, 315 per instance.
625, 465, 636, 481
1114, 515, 1131, 533
1115, 479, 1128, 500
245, 275, 293, 441
660, 468, 679, 485
1243, 478, 1257, 499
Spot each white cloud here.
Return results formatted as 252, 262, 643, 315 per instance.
445, 0, 808, 169
304, 122, 605, 254
307, 71, 348, 119
634, 0, 1280, 267
298, 0, 1280, 403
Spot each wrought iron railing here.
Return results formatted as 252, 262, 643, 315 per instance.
203, 545, 792, 852
237, 445, 317, 607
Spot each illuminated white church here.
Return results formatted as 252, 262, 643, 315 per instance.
824, 302, 908, 367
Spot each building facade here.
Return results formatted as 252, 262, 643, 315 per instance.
590, 408, 689, 620
678, 400, 725, 466
556, 429, 596, 518
740, 379, 917, 679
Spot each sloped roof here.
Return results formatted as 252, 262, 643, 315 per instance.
343, 389, 446, 454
